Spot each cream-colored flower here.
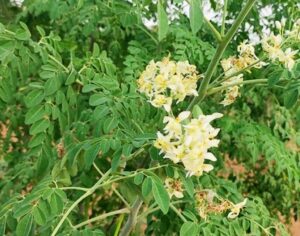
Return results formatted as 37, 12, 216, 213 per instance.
150, 95, 172, 112
227, 198, 248, 219
237, 40, 256, 57
137, 57, 200, 112
163, 111, 190, 137
165, 178, 184, 198
220, 74, 243, 106
155, 111, 222, 176
220, 41, 266, 106
279, 48, 298, 71
275, 19, 286, 31
262, 33, 297, 71
154, 132, 173, 153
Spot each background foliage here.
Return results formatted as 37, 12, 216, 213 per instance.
0, 0, 299, 235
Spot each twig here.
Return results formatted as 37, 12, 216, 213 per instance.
93, 163, 130, 208
170, 204, 187, 222
205, 17, 222, 42
74, 208, 130, 229
59, 187, 88, 192
119, 197, 143, 236
206, 79, 268, 95
51, 169, 112, 236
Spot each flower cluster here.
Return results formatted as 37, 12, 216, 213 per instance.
164, 178, 184, 199
220, 41, 264, 106
137, 57, 200, 112
154, 111, 223, 176
262, 33, 298, 71
195, 190, 248, 220
262, 18, 299, 71
195, 190, 230, 220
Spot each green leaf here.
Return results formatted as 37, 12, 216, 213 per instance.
95, 75, 119, 91
65, 70, 77, 85
89, 94, 110, 106
180, 222, 200, 236
284, 89, 298, 109
268, 70, 283, 86
29, 119, 50, 135
32, 204, 47, 226
192, 105, 203, 118
16, 214, 33, 236
190, 0, 203, 34
92, 106, 109, 121
149, 146, 161, 161
24, 90, 44, 108
134, 173, 144, 185
36, 26, 45, 37
103, 117, 119, 134
45, 77, 61, 96
100, 139, 110, 154
181, 175, 194, 198
84, 142, 102, 169
122, 144, 133, 157
40, 70, 56, 79
15, 23, 31, 41
0, 216, 6, 236
82, 84, 99, 93
157, 0, 169, 41
93, 43, 100, 57
0, 41, 15, 62
182, 210, 198, 222
151, 177, 169, 214
25, 105, 48, 125
13, 204, 32, 218
50, 192, 64, 214
28, 133, 46, 148
111, 149, 122, 172
36, 151, 49, 176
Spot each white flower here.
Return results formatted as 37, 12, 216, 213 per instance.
154, 132, 173, 154
220, 74, 243, 106
275, 21, 282, 30
237, 40, 256, 57
155, 111, 222, 176
163, 111, 190, 137
137, 57, 200, 112
227, 198, 248, 219
150, 95, 172, 112
262, 33, 297, 70
280, 48, 298, 71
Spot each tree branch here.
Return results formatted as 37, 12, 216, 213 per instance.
187, 0, 257, 110
119, 197, 143, 236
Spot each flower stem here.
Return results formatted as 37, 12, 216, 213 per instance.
59, 187, 88, 192
211, 58, 265, 86
206, 79, 268, 95
74, 208, 130, 229
205, 17, 222, 42
188, 0, 257, 110
170, 204, 187, 222
221, 0, 228, 36
93, 163, 130, 208
51, 169, 112, 236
